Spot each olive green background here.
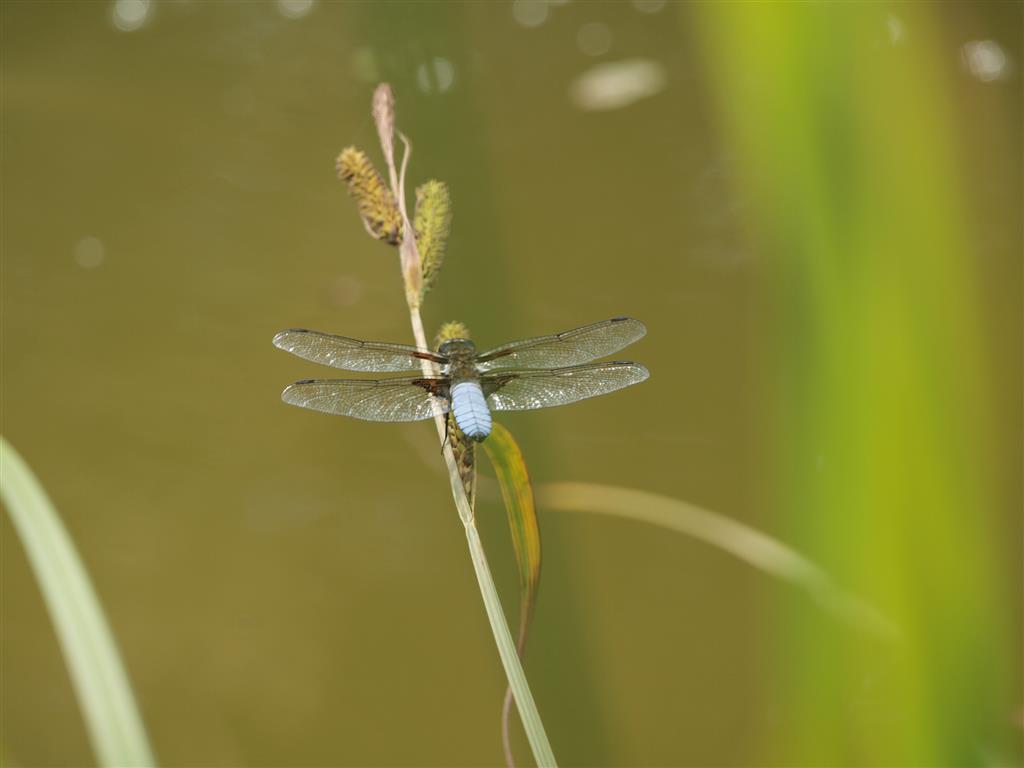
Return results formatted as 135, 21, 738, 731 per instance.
3, 2, 1021, 766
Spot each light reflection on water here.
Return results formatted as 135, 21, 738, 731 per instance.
415, 56, 456, 95
512, 0, 549, 30
276, 0, 316, 21
962, 39, 1010, 81
569, 58, 667, 111
111, 0, 151, 32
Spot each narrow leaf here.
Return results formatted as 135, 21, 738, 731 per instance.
483, 422, 542, 767
483, 423, 541, 616
0, 437, 157, 767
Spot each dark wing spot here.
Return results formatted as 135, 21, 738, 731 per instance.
413, 350, 448, 363
413, 378, 450, 398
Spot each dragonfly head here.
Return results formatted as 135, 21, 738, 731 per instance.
438, 338, 476, 358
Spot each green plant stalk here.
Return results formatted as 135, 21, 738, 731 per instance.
465, 525, 554, 767
405, 257, 556, 768
0, 437, 157, 767
387, 120, 555, 764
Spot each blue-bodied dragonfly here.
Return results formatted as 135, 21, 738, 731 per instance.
272, 316, 648, 441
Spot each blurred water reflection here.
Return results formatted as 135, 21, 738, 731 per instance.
277, 0, 316, 22
111, 0, 151, 32
512, 0, 549, 30
569, 58, 666, 111
962, 39, 1010, 81
416, 56, 456, 95
576, 22, 613, 58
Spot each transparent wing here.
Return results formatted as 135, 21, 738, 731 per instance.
482, 362, 649, 411
476, 317, 646, 371
281, 377, 448, 421
273, 329, 445, 372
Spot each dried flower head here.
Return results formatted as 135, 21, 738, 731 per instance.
372, 83, 396, 170
414, 180, 452, 297
336, 147, 403, 245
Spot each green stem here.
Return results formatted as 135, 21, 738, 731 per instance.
405, 305, 556, 766
373, 89, 556, 764
464, 524, 556, 767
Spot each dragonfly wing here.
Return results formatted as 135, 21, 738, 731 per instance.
482, 362, 649, 411
281, 377, 449, 421
476, 317, 646, 370
273, 329, 446, 372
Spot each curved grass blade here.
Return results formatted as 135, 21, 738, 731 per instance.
538, 481, 898, 641
0, 437, 157, 767
482, 422, 541, 767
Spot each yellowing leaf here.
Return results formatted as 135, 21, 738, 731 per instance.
482, 422, 541, 768
484, 422, 541, 622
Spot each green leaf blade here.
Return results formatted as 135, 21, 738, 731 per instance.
0, 437, 157, 767
483, 422, 541, 618
483, 422, 543, 767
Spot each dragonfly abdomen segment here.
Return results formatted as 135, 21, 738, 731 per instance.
451, 380, 492, 441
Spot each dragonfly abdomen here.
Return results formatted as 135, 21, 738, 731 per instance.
451, 380, 492, 441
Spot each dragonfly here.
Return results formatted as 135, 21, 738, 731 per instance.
272, 316, 649, 441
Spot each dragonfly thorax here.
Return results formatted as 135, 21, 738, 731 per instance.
438, 338, 476, 358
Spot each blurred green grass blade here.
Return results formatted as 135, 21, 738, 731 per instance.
690, 6, 1017, 763
538, 481, 897, 640
0, 437, 157, 768
482, 422, 541, 767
